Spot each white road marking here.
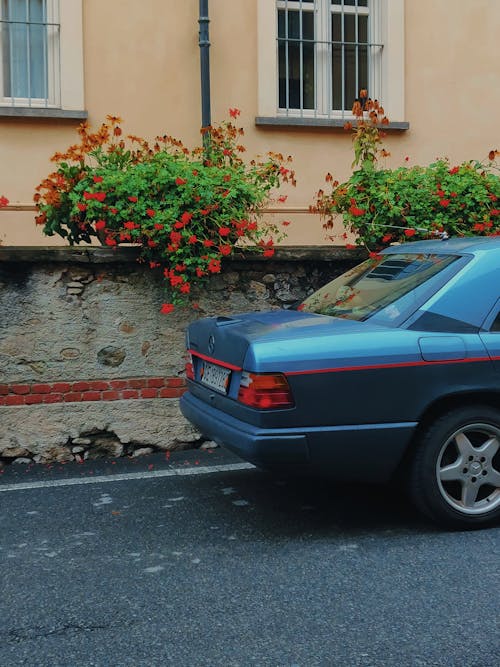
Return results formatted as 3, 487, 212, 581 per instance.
0, 462, 255, 493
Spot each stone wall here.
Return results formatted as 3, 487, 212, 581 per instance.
0, 246, 362, 465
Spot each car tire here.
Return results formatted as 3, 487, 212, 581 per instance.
409, 405, 500, 529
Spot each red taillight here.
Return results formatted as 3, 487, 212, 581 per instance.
185, 353, 195, 381
237, 372, 294, 409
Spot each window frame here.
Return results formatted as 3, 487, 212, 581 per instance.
257, 0, 405, 123
0, 0, 60, 107
0, 0, 84, 115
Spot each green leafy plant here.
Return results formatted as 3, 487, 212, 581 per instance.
312, 92, 500, 250
35, 110, 295, 312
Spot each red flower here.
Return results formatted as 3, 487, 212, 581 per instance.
180, 283, 191, 294
369, 252, 382, 259
488, 194, 498, 202
104, 236, 117, 246
0, 195, 9, 207
208, 259, 221, 273
149, 261, 160, 269
170, 275, 184, 287
223, 174, 231, 182
229, 108, 240, 118
146, 208, 155, 218
473, 223, 485, 231
345, 243, 357, 250
154, 223, 164, 230
83, 191, 106, 202
174, 221, 185, 229
161, 303, 175, 314
170, 230, 182, 244
263, 249, 275, 258
128, 196, 138, 203
282, 221, 291, 227
93, 176, 103, 183
219, 226, 231, 237
77, 203, 87, 212
348, 205, 366, 217
449, 166, 459, 175
247, 222, 257, 231
200, 209, 209, 215
124, 221, 138, 230
203, 239, 214, 247
175, 177, 187, 186
450, 192, 458, 198
278, 195, 287, 203
439, 199, 450, 207
196, 267, 205, 277
120, 233, 131, 242
279, 166, 289, 176
491, 209, 500, 216
147, 239, 157, 247
181, 212, 193, 225
219, 245, 232, 256
223, 149, 232, 156
404, 228, 416, 237
382, 234, 392, 243
110, 208, 118, 214
94, 220, 106, 231
188, 235, 198, 244
175, 264, 186, 272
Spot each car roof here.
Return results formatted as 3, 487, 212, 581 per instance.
381, 236, 500, 256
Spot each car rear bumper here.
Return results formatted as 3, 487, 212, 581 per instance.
180, 392, 418, 482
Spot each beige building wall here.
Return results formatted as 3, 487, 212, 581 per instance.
1, 0, 499, 246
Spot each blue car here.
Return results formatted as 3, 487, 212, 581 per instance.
180, 237, 500, 529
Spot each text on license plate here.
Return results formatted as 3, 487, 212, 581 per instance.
200, 362, 231, 393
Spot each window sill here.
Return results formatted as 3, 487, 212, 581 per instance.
0, 107, 88, 120
255, 116, 409, 131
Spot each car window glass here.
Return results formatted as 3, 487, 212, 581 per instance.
300, 253, 459, 322
491, 310, 500, 332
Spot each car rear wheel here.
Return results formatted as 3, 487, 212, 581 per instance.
410, 406, 500, 529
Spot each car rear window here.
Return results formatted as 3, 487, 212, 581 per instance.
300, 253, 459, 322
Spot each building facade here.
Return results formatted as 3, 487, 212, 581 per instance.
0, 0, 499, 246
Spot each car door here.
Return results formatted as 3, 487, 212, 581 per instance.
479, 298, 500, 373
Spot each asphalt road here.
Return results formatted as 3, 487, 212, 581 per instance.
0, 448, 498, 667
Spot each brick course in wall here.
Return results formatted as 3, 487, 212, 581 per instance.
0, 376, 186, 406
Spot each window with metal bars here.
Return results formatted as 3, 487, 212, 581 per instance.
277, 0, 382, 116
0, 0, 60, 106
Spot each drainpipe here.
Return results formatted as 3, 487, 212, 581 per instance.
198, 0, 211, 141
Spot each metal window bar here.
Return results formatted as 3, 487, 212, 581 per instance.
341, 0, 345, 113
299, 0, 303, 113
0, 0, 60, 107
277, 0, 382, 117
26, 0, 31, 101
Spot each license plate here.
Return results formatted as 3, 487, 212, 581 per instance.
200, 361, 231, 394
